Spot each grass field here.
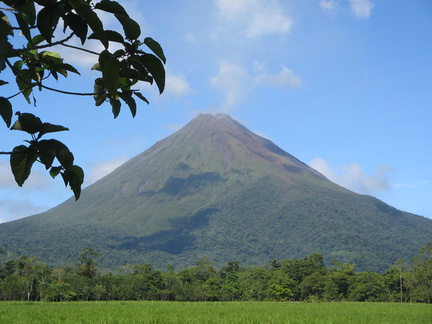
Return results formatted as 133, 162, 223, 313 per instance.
0, 301, 430, 324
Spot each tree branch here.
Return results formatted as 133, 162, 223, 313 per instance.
40, 84, 101, 96
6, 91, 24, 100
16, 33, 75, 53
60, 43, 101, 57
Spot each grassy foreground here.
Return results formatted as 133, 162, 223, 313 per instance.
0, 301, 430, 324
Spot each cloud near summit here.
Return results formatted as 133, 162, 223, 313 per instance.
211, 61, 302, 111
310, 158, 391, 194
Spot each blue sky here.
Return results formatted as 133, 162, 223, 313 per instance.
1, 0, 432, 222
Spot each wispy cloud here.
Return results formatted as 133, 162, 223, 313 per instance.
0, 161, 51, 189
0, 162, 65, 223
215, 0, 293, 38
254, 63, 302, 88
165, 73, 192, 97
350, 0, 374, 19
0, 199, 48, 224
87, 156, 128, 185
210, 61, 302, 111
310, 158, 391, 194
184, 32, 196, 43
394, 180, 429, 189
210, 61, 250, 111
319, 0, 374, 19
319, 0, 340, 14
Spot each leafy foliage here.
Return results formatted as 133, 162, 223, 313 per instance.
0, 0, 166, 199
0, 245, 431, 303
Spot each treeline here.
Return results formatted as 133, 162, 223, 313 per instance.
0, 244, 431, 303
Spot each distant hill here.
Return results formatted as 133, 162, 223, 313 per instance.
1, 113, 431, 272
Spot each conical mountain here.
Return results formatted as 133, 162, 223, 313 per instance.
1, 113, 431, 271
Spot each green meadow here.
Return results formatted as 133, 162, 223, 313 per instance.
0, 301, 430, 324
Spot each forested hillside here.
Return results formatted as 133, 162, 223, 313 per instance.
1, 114, 431, 272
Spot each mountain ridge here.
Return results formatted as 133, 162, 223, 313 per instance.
0, 113, 431, 271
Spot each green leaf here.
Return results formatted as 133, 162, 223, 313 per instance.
37, 139, 72, 169
36, 139, 57, 169
27, 34, 45, 48
0, 97, 13, 127
114, 49, 125, 57
61, 165, 84, 200
0, 12, 14, 59
68, 165, 84, 200
40, 51, 63, 65
70, 0, 108, 48
117, 77, 134, 89
128, 55, 149, 78
115, 13, 140, 40
119, 65, 141, 80
56, 144, 74, 168
134, 92, 149, 105
95, 0, 128, 15
14, 12, 32, 42
144, 37, 166, 64
110, 98, 121, 118
0, 11, 13, 37
60, 170, 69, 187
15, 69, 33, 103
93, 78, 107, 106
0, 80, 8, 86
11, 112, 42, 134
10, 145, 38, 187
15, 0, 36, 26
99, 50, 119, 98
36, 3, 64, 43
63, 12, 88, 45
61, 63, 80, 75
38, 122, 69, 137
91, 63, 101, 71
140, 54, 165, 94
89, 30, 125, 43
119, 92, 137, 117
49, 166, 62, 178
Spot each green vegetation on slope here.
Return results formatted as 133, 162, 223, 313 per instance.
0, 114, 431, 272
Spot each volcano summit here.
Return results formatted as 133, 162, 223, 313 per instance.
1, 114, 431, 271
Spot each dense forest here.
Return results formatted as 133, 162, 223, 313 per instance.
0, 244, 431, 303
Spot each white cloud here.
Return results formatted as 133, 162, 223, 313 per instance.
310, 158, 391, 194
254, 64, 302, 88
210, 61, 302, 111
309, 158, 337, 180
215, 0, 294, 38
0, 161, 51, 189
0, 161, 15, 188
87, 156, 128, 185
184, 32, 196, 43
394, 180, 429, 189
165, 74, 192, 97
0, 199, 47, 224
210, 61, 250, 111
319, 0, 340, 14
350, 0, 374, 19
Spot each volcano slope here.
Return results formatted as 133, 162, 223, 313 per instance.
1, 113, 431, 271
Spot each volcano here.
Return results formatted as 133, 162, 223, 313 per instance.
1, 113, 431, 271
